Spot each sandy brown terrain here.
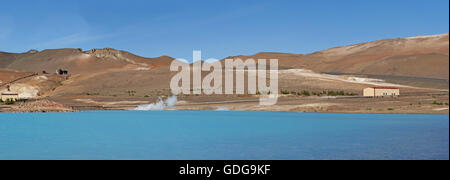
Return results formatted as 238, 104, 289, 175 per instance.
0, 34, 448, 113
170, 94, 449, 114
0, 69, 32, 85
221, 33, 449, 79
3, 100, 76, 113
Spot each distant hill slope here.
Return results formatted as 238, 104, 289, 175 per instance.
0, 51, 32, 69
0, 48, 176, 74
1, 33, 448, 79
306, 33, 449, 79
0, 34, 448, 106
0, 48, 178, 99
0, 33, 448, 99
222, 33, 449, 79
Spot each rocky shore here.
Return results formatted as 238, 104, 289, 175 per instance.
3, 100, 78, 113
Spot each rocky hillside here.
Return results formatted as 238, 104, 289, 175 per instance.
0, 34, 448, 103
2, 33, 448, 79
0, 48, 176, 74
222, 33, 449, 79
0, 48, 177, 100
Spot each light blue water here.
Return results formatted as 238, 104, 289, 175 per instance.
0, 111, 448, 160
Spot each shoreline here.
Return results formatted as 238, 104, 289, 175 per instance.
1, 110, 449, 116
1, 106, 449, 115
1, 94, 448, 114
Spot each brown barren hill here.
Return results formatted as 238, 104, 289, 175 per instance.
0, 69, 33, 85
1, 48, 177, 100
0, 50, 36, 69
3, 48, 176, 75
0, 33, 448, 105
220, 33, 449, 79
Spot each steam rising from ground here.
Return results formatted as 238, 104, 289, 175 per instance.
216, 107, 230, 111
135, 96, 178, 111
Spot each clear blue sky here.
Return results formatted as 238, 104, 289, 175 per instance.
0, 0, 448, 60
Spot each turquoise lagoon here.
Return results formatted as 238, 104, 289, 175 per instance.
0, 111, 448, 160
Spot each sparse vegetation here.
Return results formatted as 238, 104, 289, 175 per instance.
388, 108, 394, 111
258, 91, 272, 95
432, 101, 445, 106
4, 99, 15, 105
300, 90, 310, 96
279, 89, 357, 97
127, 90, 136, 96
327, 91, 349, 96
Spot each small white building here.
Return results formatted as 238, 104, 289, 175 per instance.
363, 87, 400, 97
1, 92, 19, 102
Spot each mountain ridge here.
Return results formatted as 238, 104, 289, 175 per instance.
1, 33, 449, 79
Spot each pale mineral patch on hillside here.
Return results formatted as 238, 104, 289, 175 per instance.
9, 83, 39, 99
406, 33, 449, 40
280, 69, 411, 87
34, 75, 48, 81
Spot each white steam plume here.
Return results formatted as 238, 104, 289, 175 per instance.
216, 107, 230, 111
135, 96, 178, 111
